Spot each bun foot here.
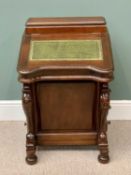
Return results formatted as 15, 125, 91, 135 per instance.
26, 155, 37, 165
98, 154, 109, 164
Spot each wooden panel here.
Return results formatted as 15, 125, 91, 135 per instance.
36, 81, 96, 131
36, 132, 97, 145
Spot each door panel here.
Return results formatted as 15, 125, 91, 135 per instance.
36, 81, 97, 132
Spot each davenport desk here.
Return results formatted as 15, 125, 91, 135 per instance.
17, 17, 114, 165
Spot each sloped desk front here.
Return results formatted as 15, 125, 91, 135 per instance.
17, 17, 114, 165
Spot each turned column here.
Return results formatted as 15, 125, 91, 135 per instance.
22, 84, 37, 165
98, 83, 110, 163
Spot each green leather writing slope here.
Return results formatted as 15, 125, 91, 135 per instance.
29, 40, 103, 61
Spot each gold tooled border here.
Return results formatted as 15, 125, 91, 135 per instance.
29, 39, 103, 61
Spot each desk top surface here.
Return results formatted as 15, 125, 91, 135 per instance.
17, 17, 114, 83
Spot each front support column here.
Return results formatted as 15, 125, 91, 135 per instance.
22, 84, 37, 165
98, 83, 110, 163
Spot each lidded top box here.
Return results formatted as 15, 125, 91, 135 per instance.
17, 17, 114, 83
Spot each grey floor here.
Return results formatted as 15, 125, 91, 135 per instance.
0, 121, 131, 175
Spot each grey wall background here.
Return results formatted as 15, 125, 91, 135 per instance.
0, 0, 131, 100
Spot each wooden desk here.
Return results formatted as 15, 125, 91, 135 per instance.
17, 17, 114, 165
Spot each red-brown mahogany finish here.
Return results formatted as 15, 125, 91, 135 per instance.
17, 17, 114, 165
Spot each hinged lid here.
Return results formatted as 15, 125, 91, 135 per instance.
26, 17, 106, 26
17, 17, 114, 83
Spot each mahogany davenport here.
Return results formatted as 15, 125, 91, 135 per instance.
17, 17, 114, 165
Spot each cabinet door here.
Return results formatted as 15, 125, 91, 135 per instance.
36, 81, 97, 132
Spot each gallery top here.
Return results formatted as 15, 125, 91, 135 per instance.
17, 17, 114, 83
